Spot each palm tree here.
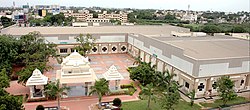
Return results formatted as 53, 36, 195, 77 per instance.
133, 56, 142, 65
89, 78, 110, 108
155, 70, 176, 89
45, 80, 70, 110
141, 83, 156, 110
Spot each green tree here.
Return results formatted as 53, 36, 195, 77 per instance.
0, 69, 10, 88
74, 34, 96, 56
159, 81, 180, 110
188, 89, 195, 106
140, 83, 157, 110
16, 32, 57, 84
0, 89, 23, 110
0, 35, 19, 73
201, 25, 221, 35
0, 16, 15, 28
215, 76, 237, 106
232, 26, 246, 33
89, 78, 110, 108
155, 70, 180, 110
128, 62, 156, 86
45, 80, 70, 110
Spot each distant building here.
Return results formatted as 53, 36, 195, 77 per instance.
64, 10, 93, 22
98, 11, 128, 23
38, 9, 46, 17
12, 10, 28, 23
22, 5, 29, 13
35, 5, 60, 15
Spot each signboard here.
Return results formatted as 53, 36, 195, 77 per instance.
60, 42, 68, 44
153, 54, 157, 58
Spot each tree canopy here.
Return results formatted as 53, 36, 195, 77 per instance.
74, 34, 96, 56
215, 76, 237, 106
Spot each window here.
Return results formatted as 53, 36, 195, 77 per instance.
112, 46, 117, 51
121, 46, 126, 51
92, 47, 98, 52
60, 49, 68, 53
68, 71, 72, 74
185, 82, 189, 89
212, 82, 217, 89
240, 79, 244, 86
102, 47, 107, 52
198, 83, 205, 91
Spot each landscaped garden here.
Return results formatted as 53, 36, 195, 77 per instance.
200, 96, 250, 108
122, 100, 201, 110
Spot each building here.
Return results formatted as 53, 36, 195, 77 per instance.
1, 25, 249, 99
64, 10, 93, 22
98, 11, 128, 23
56, 50, 97, 96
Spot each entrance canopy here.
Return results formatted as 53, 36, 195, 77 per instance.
26, 69, 48, 86
103, 65, 124, 81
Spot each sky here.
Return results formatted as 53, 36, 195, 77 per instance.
0, 0, 249, 12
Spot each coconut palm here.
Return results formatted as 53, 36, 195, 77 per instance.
141, 83, 157, 110
45, 80, 70, 110
89, 78, 110, 107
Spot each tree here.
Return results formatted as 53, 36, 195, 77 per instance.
159, 81, 180, 110
155, 70, 180, 110
188, 89, 195, 106
89, 78, 110, 108
128, 62, 157, 86
113, 98, 122, 107
45, 80, 70, 110
215, 76, 237, 106
201, 25, 221, 35
232, 26, 246, 33
74, 34, 96, 56
0, 89, 23, 110
36, 105, 45, 110
0, 16, 15, 28
16, 32, 57, 84
0, 69, 10, 88
140, 83, 157, 110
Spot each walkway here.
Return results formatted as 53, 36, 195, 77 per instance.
24, 81, 141, 110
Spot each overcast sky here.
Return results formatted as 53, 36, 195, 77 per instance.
0, 0, 249, 12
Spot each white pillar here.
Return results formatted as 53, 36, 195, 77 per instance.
30, 86, 34, 98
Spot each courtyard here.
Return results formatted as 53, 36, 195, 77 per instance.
6, 53, 138, 110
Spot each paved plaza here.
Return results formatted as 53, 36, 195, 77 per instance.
6, 53, 137, 110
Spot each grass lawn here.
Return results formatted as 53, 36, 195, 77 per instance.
122, 100, 201, 110
200, 96, 250, 108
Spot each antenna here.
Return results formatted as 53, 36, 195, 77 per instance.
188, 4, 190, 14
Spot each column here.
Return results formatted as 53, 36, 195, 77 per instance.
205, 78, 212, 97
30, 86, 34, 98
245, 74, 250, 90
162, 63, 166, 72
87, 82, 92, 96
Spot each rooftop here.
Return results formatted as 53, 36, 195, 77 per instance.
0, 25, 189, 35
160, 36, 249, 60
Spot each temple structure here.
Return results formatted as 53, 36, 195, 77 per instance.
103, 65, 124, 90
56, 51, 97, 96
26, 69, 48, 99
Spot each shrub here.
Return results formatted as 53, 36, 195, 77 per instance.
113, 98, 122, 107
36, 105, 45, 110
27, 97, 48, 102
109, 89, 129, 96
120, 84, 133, 89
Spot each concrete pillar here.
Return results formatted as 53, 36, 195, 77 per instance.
205, 77, 212, 92
245, 74, 250, 89
163, 63, 166, 72
30, 86, 34, 98
194, 79, 199, 93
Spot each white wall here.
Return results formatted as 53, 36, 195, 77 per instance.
128, 36, 194, 76
97, 35, 125, 43
199, 61, 250, 77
